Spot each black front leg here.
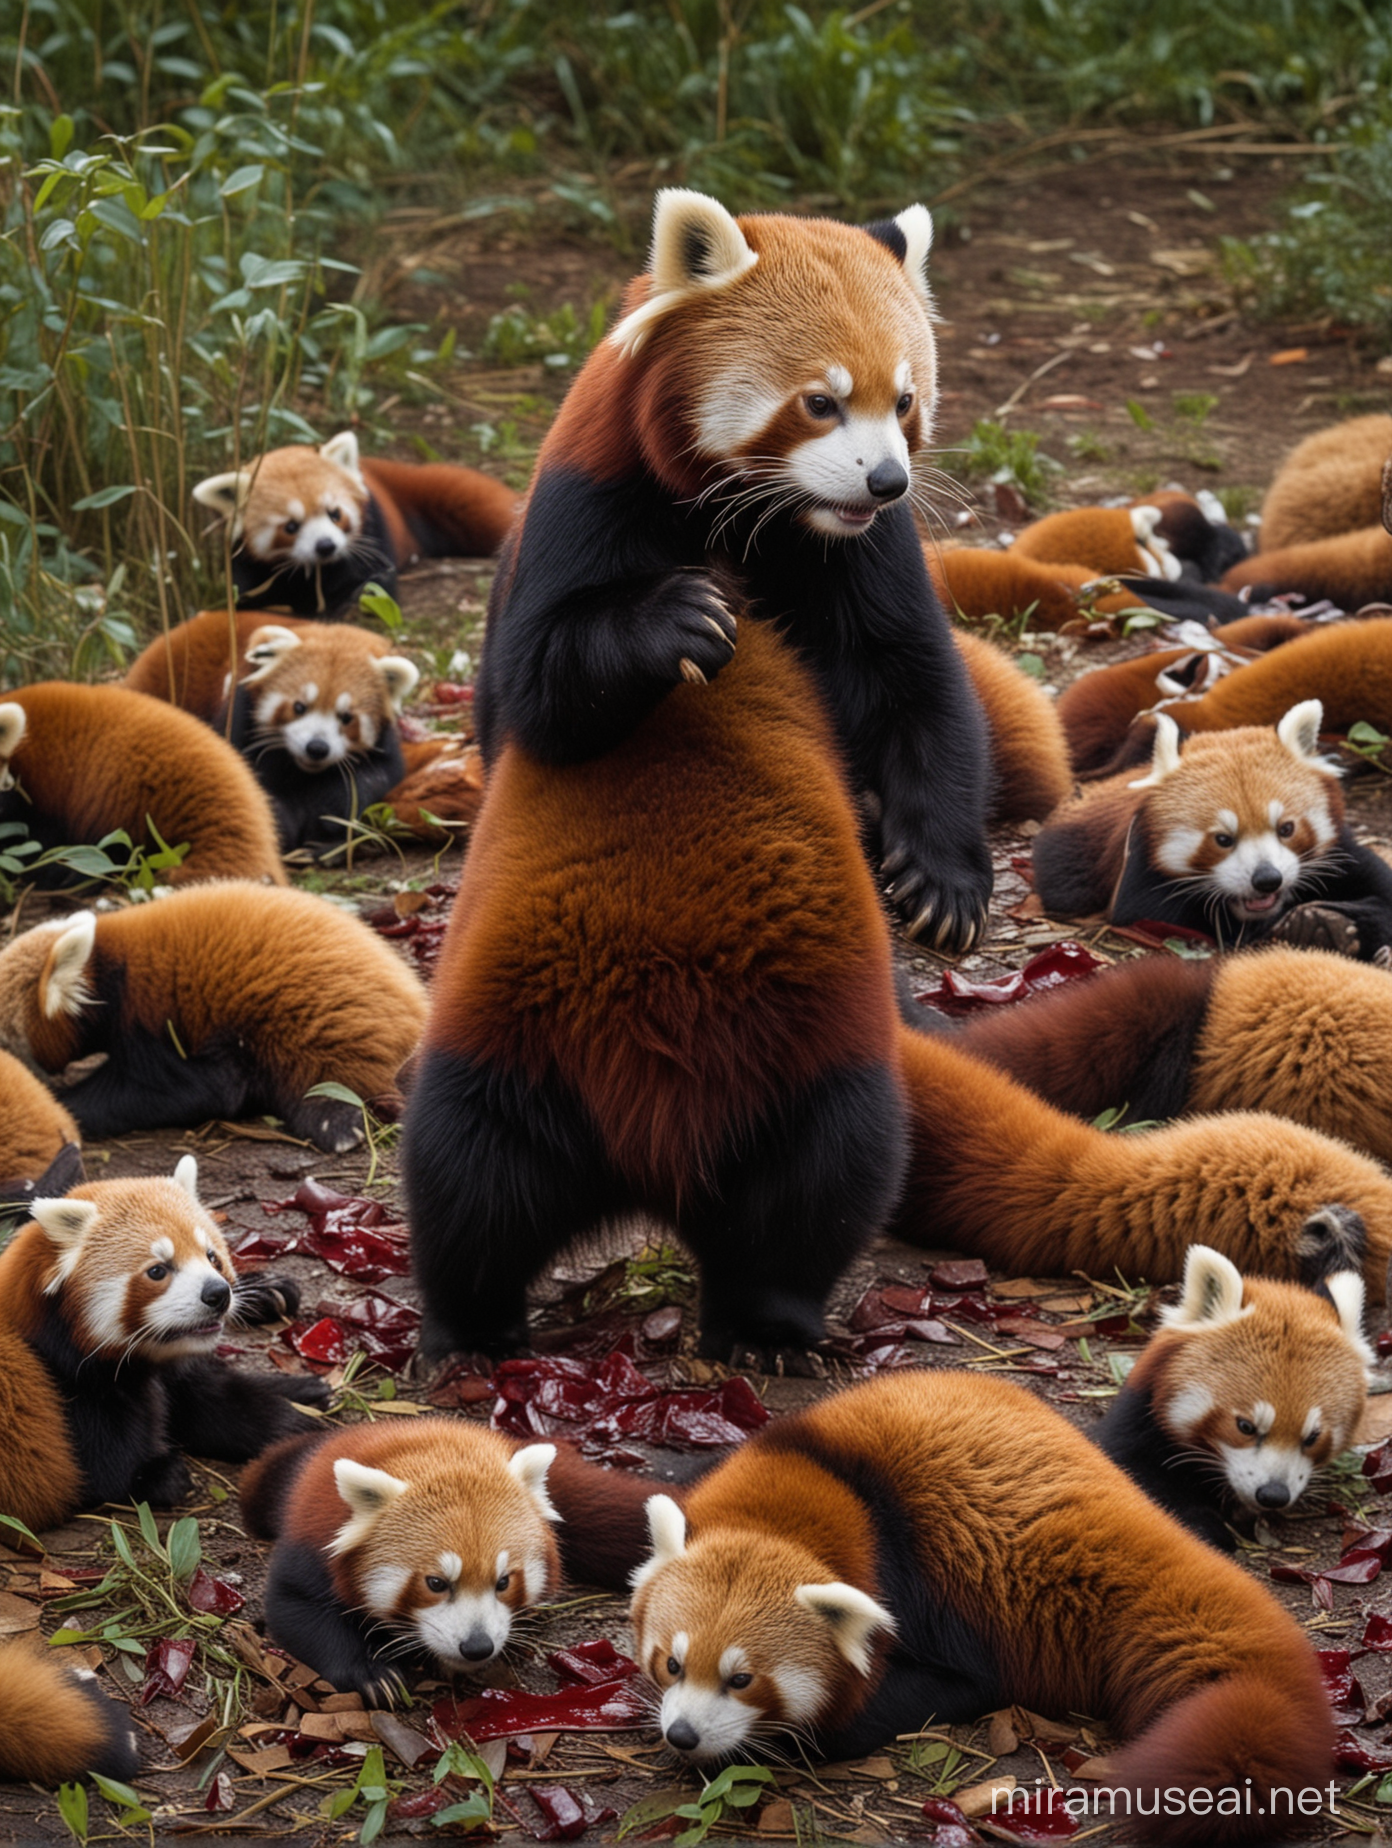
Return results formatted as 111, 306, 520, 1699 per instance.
263, 1539, 410, 1704
1268, 832, 1392, 962
816, 1650, 1004, 1761
60, 1029, 252, 1141
163, 1357, 331, 1463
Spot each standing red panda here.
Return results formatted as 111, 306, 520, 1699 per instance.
628, 1370, 1334, 1841
1096, 1243, 1371, 1552
0, 684, 285, 887
0, 884, 428, 1152
1032, 699, 1392, 958
193, 431, 519, 617
238, 1421, 561, 1704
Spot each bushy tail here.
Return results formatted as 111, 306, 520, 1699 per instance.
1105, 1669, 1334, 1842
546, 1442, 726, 1592
238, 1429, 323, 1540
0, 1638, 139, 1786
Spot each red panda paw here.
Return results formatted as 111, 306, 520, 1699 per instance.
1268, 901, 1365, 960
639, 570, 737, 690
356, 1669, 410, 1711
881, 836, 991, 953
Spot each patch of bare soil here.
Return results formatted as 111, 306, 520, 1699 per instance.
3, 151, 1390, 1846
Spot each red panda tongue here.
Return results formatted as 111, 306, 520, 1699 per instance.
1243, 891, 1279, 913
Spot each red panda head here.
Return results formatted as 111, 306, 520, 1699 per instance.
239, 624, 418, 773
1130, 699, 1343, 925
1143, 1243, 1371, 1514
607, 190, 937, 539
35, 1157, 239, 1359
628, 1495, 893, 1763
0, 911, 98, 1078
194, 432, 372, 573
328, 1426, 561, 1672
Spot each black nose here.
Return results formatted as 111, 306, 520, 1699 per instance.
1251, 862, 1284, 895
201, 1276, 232, 1313
314, 535, 339, 559
460, 1629, 495, 1662
1255, 1480, 1291, 1509
303, 737, 331, 761
666, 1719, 701, 1753
865, 459, 908, 501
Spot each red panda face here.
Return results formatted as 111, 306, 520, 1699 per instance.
241, 625, 418, 773
193, 432, 369, 570
329, 1434, 560, 1674
1133, 701, 1342, 925
35, 1157, 237, 1360
612, 193, 937, 539
629, 1497, 891, 1763
1152, 1245, 1371, 1514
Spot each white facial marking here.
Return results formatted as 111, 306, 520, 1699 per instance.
361, 1565, 411, 1613
1218, 1441, 1312, 1510
825, 364, 853, 399
82, 1275, 133, 1351
438, 1551, 463, 1584
1251, 1400, 1276, 1438
1165, 1383, 1215, 1434
660, 1682, 755, 1761
695, 382, 786, 459
495, 1550, 509, 1582
280, 711, 349, 769
789, 412, 911, 535
193, 1226, 208, 1251
522, 1554, 548, 1603
718, 1645, 749, 1681
139, 1254, 228, 1352
770, 1663, 826, 1723
414, 1588, 513, 1670
1304, 1406, 1323, 1442
1209, 832, 1302, 915
894, 359, 912, 392
1268, 799, 1284, 828
671, 1631, 689, 1669
1155, 824, 1206, 877
1217, 808, 1239, 836
150, 1237, 175, 1263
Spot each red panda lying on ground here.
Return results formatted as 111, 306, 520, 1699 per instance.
0, 884, 427, 1152
193, 431, 519, 617
629, 1370, 1333, 1840
0, 684, 285, 887
1220, 415, 1392, 608
1032, 699, 1392, 959
0, 1049, 78, 1184
0, 1640, 140, 1786
1096, 1243, 1371, 1553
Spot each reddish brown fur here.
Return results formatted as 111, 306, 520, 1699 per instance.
360, 456, 518, 562
1158, 616, 1392, 737
1257, 415, 1392, 551
0, 883, 428, 1108
1011, 506, 1152, 573
125, 609, 388, 719
0, 1049, 76, 1178
643, 1372, 1332, 1840
927, 546, 1137, 634
0, 683, 285, 884
951, 628, 1071, 821
1222, 526, 1392, 609
426, 619, 897, 1196
0, 1639, 134, 1785
385, 740, 485, 840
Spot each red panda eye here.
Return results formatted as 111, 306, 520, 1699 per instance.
146, 1264, 168, 1281
284, 519, 300, 535
293, 700, 307, 716
727, 1671, 753, 1691
1302, 1428, 1320, 1448
1213, 832, 1235, 850
666, 1656, 682, 1678
1236, 1416, 1257, 1437
208, 1251, 222, 1272
425, 1574, 449, 1594
1278, 820, 1296, 839
339, 712, 353, 727
495, 1573, 510, 1593
896, 392, 913, 417
804, 393, 837, 419
328, 507, 342, 524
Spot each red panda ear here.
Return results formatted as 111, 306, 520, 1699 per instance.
1162, 1243, 1247, 1330
1130, 505, 1180, 581
328, 1457, 409, 1555
172, 1155, 199, 1201
1323, 1272, 1374, 1373
1277, 700, 1336, 775
793, 1582, 895, 1676
243, 625, 303, 683
33, 1196, 101, 1291
1127, 710, 1183, 790
509, 1443, 560, 1522
320, 432, 366, 484
612, 190, 757, 358
863, 206, 934, 309
192, 468, 255, 520
0, 702, 25, 791
630, 1493, 687, 1589
376, 656, 420, 713
40, 914, 96, 1022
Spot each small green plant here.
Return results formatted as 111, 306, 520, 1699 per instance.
620, 1766, 775, 1846
429, 1743, 497, 1832
1343, 721, 1392, 774
322, 1744, 400, 1844
1067, 430, 1111, 464
1125, 399, 1156, 432
1172, 392, 1219, 425
303, 1080, 397, 1185
0, 821, 190, 904
1215, 485, 1259, 523
904, 1736, 964, 1791
481, 300, 609, 370
953, 420, 1060, 504
331, 1348, 401, 1419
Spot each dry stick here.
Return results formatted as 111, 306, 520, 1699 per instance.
993, 349, 1073, 422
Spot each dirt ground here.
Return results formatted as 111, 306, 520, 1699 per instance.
3, 146, 1392, 1846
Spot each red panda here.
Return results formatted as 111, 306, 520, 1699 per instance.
1219, 415, 1392, 608
1031, 699, 1392, 957
1096, 1243, 1371, 1552
238, 1420, 562, 1704
927, 546, 1143, 633
0, 883, 428, 1152
0, 1639, 140, 1786
193, 431, 519, 617
1011, 503, 1182, 578
0, 1049, 77, 1183
628, 1370, 1334, 1840
0, 1157, 327, 1534
0, 684, 285, 887
1057, 611, 1314, 776
474, 189, 993, 953
948, 628, 1071, 821
948, 943, 1392, 1180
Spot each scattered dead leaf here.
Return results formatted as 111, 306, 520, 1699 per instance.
955, 1776, 1018, 1818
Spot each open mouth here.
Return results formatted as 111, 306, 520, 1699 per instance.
1231, 891, 1284, 919
161, 1317, 224, 1343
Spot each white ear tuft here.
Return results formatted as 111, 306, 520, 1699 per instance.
172, 1155, 199, 1201
192, 469, 254, 518
328, 1457, 409, 1556
0, 703, 27, 786
1323, 1271, 1375, 1373
630, 1493, 688, 1590
793, 1582, 896, 1677
1130, 504, 1163, 543
1277, 700, 1329, 768
611, 190, 757, 359
892, 205, 934, 306
376, 655, 420, 713
509, 1443, 560, 1523
242, 625, 302, 682
34, 1196, 101, 1292
319, 431, 363, 479
1161, 1244, 1248, 1330
41, 914, 96, 1021
1128, 711, 1183, 791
